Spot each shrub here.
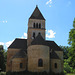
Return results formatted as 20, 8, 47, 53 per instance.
6, 71, 65, 75
0, 72, 6, 75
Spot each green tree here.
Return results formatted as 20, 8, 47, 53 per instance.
59, 46, 69, 59
68, 18, 75, 69
64, 59, 73, 73
0, 45, 7, 71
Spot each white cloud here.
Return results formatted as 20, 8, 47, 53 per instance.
0, 21, 8, 23
3, 21, 5, 23
67, 1, 71, 7
21, 32, 27, 39
6, 21, 7, 23
49, 5, 51, 7
46, 30, 56, 38
0, 42, 4, 45
24, 33, 27, 39
5, 41, 13, 47
46, 0, 52, 5
46, 0, 52, 7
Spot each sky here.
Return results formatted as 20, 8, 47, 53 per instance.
0, 0, 75, 49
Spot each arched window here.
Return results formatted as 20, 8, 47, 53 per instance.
55, 63, 57, 68
36, 23, 38, 28
39, 23, 41, 28
33, 32, 35, 39
38, 59, 43, 67
33, 23, 35, 28
20, 63, 23, 68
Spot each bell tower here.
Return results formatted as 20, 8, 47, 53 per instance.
27, 6, 45, 46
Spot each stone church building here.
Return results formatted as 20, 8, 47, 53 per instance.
6, 6, 63, 73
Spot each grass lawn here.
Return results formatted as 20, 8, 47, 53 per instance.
66, 73, 75, 75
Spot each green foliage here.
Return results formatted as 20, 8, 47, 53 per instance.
0, 45, 5, 71
64, 59, 73, 73
66, 73, 75, 75
0, 45, 7, 72
59, 46, 69, 59
60, 18, 75, 74
68, 18, 75, 69
0, 72, 6, 75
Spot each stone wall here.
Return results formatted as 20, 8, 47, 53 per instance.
28, 19, 45, 28
51, 59, 61, 73
12, 58, 27, 72
27, 45, 50, 72
27, 19, 45, 46
55, 51, 63, 71
6, 48, 20, 72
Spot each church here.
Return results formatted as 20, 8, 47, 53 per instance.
6, 6, 63, 73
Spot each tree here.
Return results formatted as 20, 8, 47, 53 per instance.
0, 45, 6, 71
59, 46, 69, 59
64, 59, 73, 73
68, 18, 75, 69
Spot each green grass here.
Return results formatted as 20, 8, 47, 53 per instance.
66, 73, 75, 75
0, 72, 6, 75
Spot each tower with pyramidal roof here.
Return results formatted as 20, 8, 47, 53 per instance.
27, 6, 45, 46
6, 6, 63, 74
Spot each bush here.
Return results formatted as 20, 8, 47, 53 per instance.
6, 71, 65, 75
0, 72, 6, 75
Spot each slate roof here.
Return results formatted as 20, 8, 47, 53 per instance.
50, 50, 60, 59
29, 6, 45, 20
8, 35, 62, 59
46, 41, 63, 51
8, 38, 27, 50
31, 34, 47, 45
31, 34, 62, 51
12, 50, 27, 58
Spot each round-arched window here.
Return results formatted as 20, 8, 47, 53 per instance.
36, 23, 38, 28
55, 63, 57, 68
38, 59, 43, 67
39, 23, 41, 28
33, 23, 35, 28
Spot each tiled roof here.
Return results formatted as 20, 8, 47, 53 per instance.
31, 34, 46, 45
8, 38, 27, 50
31, 34, 62, 51
29, 6, 45, 20
50, 50, 60, 59
46, 41, 63, 51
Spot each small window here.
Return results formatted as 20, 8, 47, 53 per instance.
33, 32, 35, 39
36, 23, 38, 28
55, 63, 57, 68
39, 23, 41, 28
33, 23, 35, 28
20, 63, 23, 68
38, 59, 43, 67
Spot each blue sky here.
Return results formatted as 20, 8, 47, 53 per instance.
0, 0, 75, 49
